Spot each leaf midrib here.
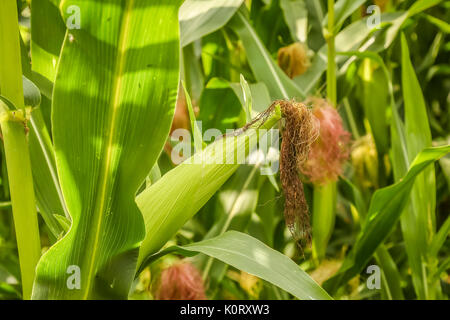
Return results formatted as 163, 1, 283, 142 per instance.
82, 0, 135, 299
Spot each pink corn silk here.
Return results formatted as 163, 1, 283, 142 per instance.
300, 104, 351, 185
156, 261, 207, 300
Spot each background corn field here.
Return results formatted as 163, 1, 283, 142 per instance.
0, 0, 449, 300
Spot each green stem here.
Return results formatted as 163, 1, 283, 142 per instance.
312, 182, 336, 263
0, 0, 41, 300
312, 0, 338, 265
326, 0, 336, 106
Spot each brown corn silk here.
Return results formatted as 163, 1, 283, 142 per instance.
222, 100, 317, 249
277, 100, 318, 249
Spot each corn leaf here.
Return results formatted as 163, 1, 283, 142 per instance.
179, 0, 244, 47
30, 0, 66, 99
323, 145, 450, 293
197, 78, 242, 131
32, 0, 182, 299
137, 104, 282, 269
338, 180, 404, 300
398, 34, 436, 299
26, 0, 69, 237
148, 231, 333, 300
29, 109, 68, 237
279, 0, 307, 42
228, 8, 305, 100
304, 0, 325, 51
357, 58, 389, 156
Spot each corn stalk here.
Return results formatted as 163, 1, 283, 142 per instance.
0, 0, 41, 300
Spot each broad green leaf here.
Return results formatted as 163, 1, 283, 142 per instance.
150, 231, 333, 300
399, 34, 436, 299
30, 0, 66, 99
198, 78, 271, 131
401, 34, 434, 186
338, 178, 404, 299
228, 9, 305, 100
356, 58, 389, 156
33, 0, 182, 299
323, 146, 450, 293
137, 104, 282, 269
29, 109, 68, 237
304, 0, 325, 51
28, 0, 69, 237
198, 78, 243, 132
280, 0, 307, 42
179, 0, 244, 47
337, 51, 399, 166
16, 72, 66, 238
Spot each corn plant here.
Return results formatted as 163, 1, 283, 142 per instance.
0, 0, 449, 301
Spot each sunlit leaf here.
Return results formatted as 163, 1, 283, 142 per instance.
32, 0, 182, 299
148, 231, 333, 300
179, 0, 244, 47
